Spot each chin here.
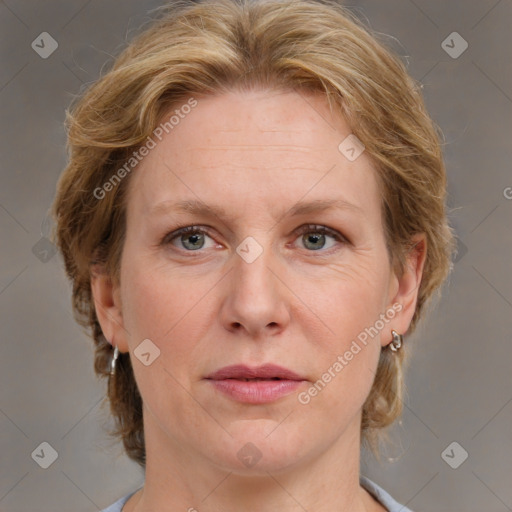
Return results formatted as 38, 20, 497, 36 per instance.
205, 420, 311, 475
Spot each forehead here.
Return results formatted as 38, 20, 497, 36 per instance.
126, 89, 382, 225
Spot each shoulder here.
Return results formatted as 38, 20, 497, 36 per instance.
100, 489, 139, 512
360, 475, 415, 512
101, 480, 411, 512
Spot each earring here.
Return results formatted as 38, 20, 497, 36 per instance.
110, 345, 120, 376
389, 330, 403, 352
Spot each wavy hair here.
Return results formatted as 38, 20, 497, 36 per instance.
52, 0, 456, 467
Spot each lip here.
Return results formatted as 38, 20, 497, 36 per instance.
206, 364, 304, 381
205, 364, 306, 404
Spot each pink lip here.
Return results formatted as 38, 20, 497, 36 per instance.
205, 364, 306, 404
206, 364, 304, 381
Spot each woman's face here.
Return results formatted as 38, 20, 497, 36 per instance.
95, 89, 424, 474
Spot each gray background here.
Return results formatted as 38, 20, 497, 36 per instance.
1, 0, 511, 511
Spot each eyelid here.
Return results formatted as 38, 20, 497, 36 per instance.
161, 223, 348, 251
293, 224, 348, 243
160, 224, 215, 246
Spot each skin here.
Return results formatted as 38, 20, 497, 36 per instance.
92, 89, 426, 512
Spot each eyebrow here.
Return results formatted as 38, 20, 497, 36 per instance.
149, 198, 365, 222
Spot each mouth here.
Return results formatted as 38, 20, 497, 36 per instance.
234, 377, 283, 381
205, 363, 305, 381
205, 364, 306, 404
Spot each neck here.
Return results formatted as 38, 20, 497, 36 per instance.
127, 406, 376, 512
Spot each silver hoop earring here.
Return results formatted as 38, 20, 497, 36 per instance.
389, 330, 403, 352
110, 345, 120, 376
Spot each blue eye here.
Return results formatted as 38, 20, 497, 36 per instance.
293, 224, 347, 251
162, 224, 347, 254
165, 226, 215, 251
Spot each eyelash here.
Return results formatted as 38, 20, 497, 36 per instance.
161, 224, 348, 254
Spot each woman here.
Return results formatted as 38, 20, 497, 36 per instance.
52, 0, 456, 510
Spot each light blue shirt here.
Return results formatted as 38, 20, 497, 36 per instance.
100, 475, 414, 511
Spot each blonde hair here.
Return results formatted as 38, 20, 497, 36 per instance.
52, 0, 456, 467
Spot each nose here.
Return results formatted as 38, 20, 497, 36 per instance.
218, 237, 291, 338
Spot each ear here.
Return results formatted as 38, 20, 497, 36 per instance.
90, 266, 130, 353
383, 233, 427, 346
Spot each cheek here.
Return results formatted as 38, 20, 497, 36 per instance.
290, 257, 388, 401
120, 270, 164, 337
299, 325, 382, 424
293, 257, 390, 336
120, 247, 183, 333
119, 266, 200, 411
120, 258, 214, 363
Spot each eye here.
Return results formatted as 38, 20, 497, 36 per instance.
163, 225, 217, 251
161, 224, 348, 254
293, 224, 347, 252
